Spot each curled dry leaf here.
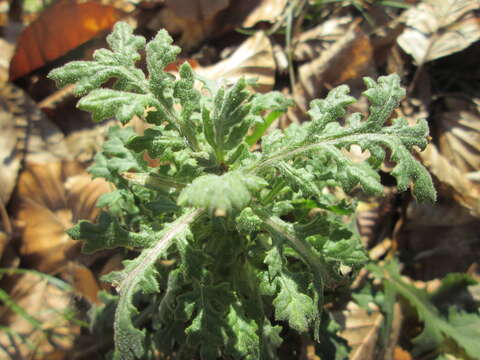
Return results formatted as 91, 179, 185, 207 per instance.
436, 97, 480, 173
291, 20, 376, 122
293, 16, 353, 62
397, 0, 480, 64
0, 83, 68, 207
0, 272, 80, 359
332, 302, 384, 360
12, 161, 110, 273
0, 83, 68, 163
419, 143, 480, 218
9, 0, 125, 80
196, 31, 276, 92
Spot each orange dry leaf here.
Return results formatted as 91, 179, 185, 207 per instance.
13, 161, 110, 273
9, 0, 124, 80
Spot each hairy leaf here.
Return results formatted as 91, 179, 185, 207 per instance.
178, 171, 267, 215
104, 209, 203, 360
67, 212, 153, 253
48, 22, 147, 96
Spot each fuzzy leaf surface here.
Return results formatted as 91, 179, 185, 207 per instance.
48, 22, 147, 95
103, 209, 203, 360
178, 171, 268, 215
67, 212, 153, 253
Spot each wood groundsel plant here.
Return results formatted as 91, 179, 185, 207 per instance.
49, 22, 436, 360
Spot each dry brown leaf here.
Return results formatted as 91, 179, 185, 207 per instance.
148, 0, 230, 49
165, 0, 229, 21
0, 111, 21, 205
12, 161, 110, 273
394, 346, 413, 360
437, 96, 480, 173
0, 0, 8, 26
397, 0, 480, 64
65, 262, 101, 305
397, 219, 480, 279
196, 31, 276, 93
0, 83, 69, 163
0, 35, 15, 84
292, 20, 376, 122
405, 200, 477, 227
240, 0, 288, 28
9, 0, 125, 80
332, 302, 383, 360
0, 272, 80, 359
293, 16, 352, 62
419, 143, 480, 218
355, 192, 396, 247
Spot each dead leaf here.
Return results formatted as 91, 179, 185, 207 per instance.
9, 0, 125, 80
291, 20, 376, 122
398, 221, 480, 279
293, 16, 353, 62
332, 302, 384, 360
394, 346, 413, 360
65, 262, 101, 305
165, 0, 229, 21
240, 0, 288, 28
0, 111, 21, 205
0, 0, 8, 26
355, 193, 396, 248
148, 0, 230, 49
419, 143, 480, 218
436, 96, 480, 173
0, 35, 15, 84
0, 272, 80, 359
196, 31, 276, 92
12, 161, 110, 273
396, 200, 480, 279
0, 199, 12, 261
1, 83, 69, 164
397, 0, 480, 64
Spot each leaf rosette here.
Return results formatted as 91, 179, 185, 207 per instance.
49, 21, 436, 360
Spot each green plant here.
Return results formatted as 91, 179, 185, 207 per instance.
363, 261, 480, 360
49, 22, 436, 360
